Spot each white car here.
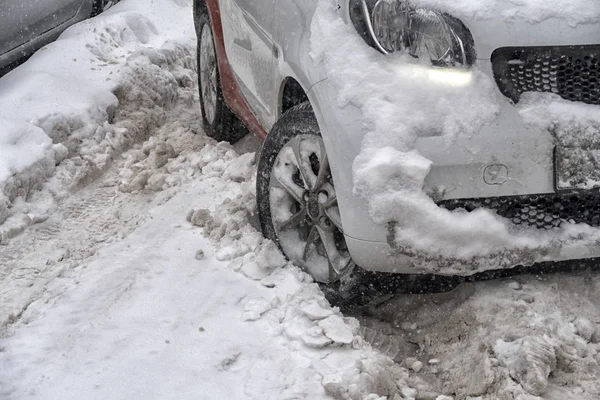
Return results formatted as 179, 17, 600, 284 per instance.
193, 0, 600, 295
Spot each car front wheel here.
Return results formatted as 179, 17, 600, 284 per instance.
257, 103, 354, 286
91, 0, 118, 16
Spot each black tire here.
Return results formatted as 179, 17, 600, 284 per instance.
91, 0, 116, 17
257, 103, 375, 307
195, 6, 247, 143
257, 102, 317, 248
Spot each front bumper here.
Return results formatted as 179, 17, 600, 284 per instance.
308, 60, 600, 275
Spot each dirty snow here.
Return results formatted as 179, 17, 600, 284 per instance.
356, 271, 600, 399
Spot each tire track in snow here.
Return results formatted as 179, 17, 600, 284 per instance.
0, 43, 201, 329
0, 167, 154, 328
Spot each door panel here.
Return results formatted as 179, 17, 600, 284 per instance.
218, 0, 277, 130
0, 0, 85, 56
271, 0, 321, 89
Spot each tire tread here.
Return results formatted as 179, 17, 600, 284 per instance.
196, 6, 248, 143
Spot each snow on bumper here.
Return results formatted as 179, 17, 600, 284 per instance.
310, 0, 600, 274
311, 73, 600, 275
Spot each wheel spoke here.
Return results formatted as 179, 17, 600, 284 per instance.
291, 138, 316, 190
316, 226, 350, 274
274, 175, 304, 203
323, 192, 337, 208
203, 81, 211, 99
209, 69, 217, 97
302, 226, 318, 262
313, 144, 329, 191
324, 206, 343, 232
278, 208, 307, 231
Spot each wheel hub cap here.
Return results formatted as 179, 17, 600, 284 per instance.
307, 197, 320, 220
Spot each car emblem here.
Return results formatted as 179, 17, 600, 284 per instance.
484, 164, 508, 185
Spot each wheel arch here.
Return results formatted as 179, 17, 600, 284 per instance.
193, 0, 205, 35
279, 77, 310, 117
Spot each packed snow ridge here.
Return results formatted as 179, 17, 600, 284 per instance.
0, 0, 195, 243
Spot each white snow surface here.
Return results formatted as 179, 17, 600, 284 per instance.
2, 1, 600, 400
0, 174, 379, 400
0, 0, 195, 240
312, 0, 600, 274
0, 2, 428, 400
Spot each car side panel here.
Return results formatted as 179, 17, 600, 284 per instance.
0, 0, 93, 69
217, 0, 278, 130
0, 0, 28, 55
198, 0, 268, 139
271, 0, 327, 114
0, 0, 88, 56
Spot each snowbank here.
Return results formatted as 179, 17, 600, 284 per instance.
0, 0, 195, 240
186, 156, 448, 400
360, 273, 600, 399
1, 114, 444, 399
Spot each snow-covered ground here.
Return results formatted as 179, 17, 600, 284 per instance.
0, 2, 414, 399
2, 1, 600, 400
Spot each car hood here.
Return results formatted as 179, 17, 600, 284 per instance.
437, 0, 600, 60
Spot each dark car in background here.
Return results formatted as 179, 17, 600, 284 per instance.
0, 0, 117, 70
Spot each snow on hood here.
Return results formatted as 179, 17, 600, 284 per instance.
311, 0, 600, 274
413, 0, 600, 26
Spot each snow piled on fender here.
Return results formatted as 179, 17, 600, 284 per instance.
311, 0, 600, 274
0, 0, 195, 241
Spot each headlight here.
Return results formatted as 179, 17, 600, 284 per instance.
349, 0, 475, 67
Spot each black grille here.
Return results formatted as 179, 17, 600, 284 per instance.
492, 45, 600, 105
438, 192, 600, 230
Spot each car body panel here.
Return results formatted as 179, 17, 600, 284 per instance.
0, 0, 94, 69
460, 7, 600, 60
201, 0, 600, 274
197, 0, 268, 139
217, 0, 278, 130
271, 0, 327, 101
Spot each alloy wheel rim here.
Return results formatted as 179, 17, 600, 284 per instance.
269, 135, 353, 283
199, 24, 218, 125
